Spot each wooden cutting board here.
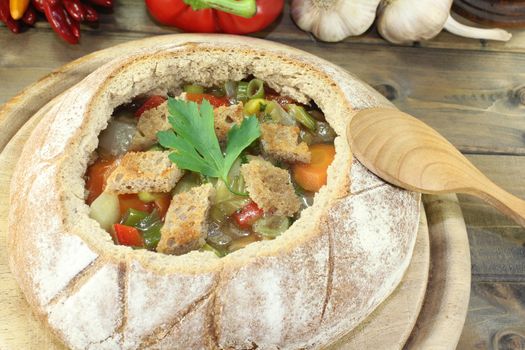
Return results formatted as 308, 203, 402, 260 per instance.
0, 35, 471, 349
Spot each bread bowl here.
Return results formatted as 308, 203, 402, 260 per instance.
7, 35, 420, 349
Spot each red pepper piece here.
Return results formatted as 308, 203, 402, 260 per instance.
232, 201, 263, 229
134, 95, 166, 118
21, 5, 36, 25
83, 2, 97, 21
113, 224, 144, 247
87, 0, 111, 8
185, 93, 229, 108
145, 0, 283, 35
43, 0, 79, 44
63, 0, 84, 22
31, 0, 44, 12
0, 0, 20, 33
67, 14, 80, 38
118, 194, 155, 217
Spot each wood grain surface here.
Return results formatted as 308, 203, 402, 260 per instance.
1, 1, 525, 348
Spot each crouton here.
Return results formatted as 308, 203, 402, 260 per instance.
105, 151, 183, 194
130, 101, 169, 151
214, 103, 244, 142
260, 123, 311, 163
241, 159, 301, 217
157, 183, 215, 255
130, 93, 187, 151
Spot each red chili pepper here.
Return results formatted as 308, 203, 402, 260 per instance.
113, 224, 144, 247
0, 0, 20, 33
21, 5, 36, 25
87, 0, 111, 8
63, 0, 85, 22
232, 201, 263, 229
185, 93, 229, 108
43, 0, 79, 44
31, 0, 44, 12
83, 2, 97, 21
145, 0, 283, 35
134, 95, 167, 118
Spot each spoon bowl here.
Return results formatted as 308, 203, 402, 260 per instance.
347, 107, 525, 227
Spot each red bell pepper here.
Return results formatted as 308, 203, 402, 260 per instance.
113, 224, 144, 247
232, 201, 263, 229
185, 93, 229, 108
134, 95, 166, 118
145, 0, 283, 34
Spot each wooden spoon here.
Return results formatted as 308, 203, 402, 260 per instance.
347, 107, 525, 227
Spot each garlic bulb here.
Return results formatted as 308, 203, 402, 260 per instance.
377, 0, 511, 44
291, 0, 381, 42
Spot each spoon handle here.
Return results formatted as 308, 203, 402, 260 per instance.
469, 182, 525, 227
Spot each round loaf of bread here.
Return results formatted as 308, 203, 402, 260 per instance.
7, 35, 420, 349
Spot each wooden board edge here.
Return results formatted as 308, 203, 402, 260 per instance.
405, 194, 471, 349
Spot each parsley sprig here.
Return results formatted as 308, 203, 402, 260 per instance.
157, 97, 261, 185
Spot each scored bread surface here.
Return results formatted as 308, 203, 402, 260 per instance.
7, 35, 420, 350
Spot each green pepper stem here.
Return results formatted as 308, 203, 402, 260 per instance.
184, 0, 256, 18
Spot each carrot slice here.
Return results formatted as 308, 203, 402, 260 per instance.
292, 144, 335, 192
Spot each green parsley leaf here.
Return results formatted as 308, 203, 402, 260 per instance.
157, 97, 261, 184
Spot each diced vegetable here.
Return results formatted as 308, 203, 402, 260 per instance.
264, 101, 295, 125
98, 118, 137, 156
247, 79, 265, 99
153, 193, 171, 220
236, 82, 249, 102
113, 224, 143, 247
211, 180, 251, 222
207, 228, 232, 250
287, 104, 317, 132
89, 191, 120, 231
172, 172, 203, 194
136, 210, 163, 251
118, 194, 154, 216
224, 80, 238, 101
183, 84, 204, 94
137, 192, 158, 203
232, 201, 264, 229
292, 143, 336, 192
120, 208, 149, 227
244, 98, 267, 116
134, 95, 166, 118
185, 93, 229, 108
253, 215, 290, 237
202, 243, 228, 257
206, 86, 226, 97
86, 156, 117, 205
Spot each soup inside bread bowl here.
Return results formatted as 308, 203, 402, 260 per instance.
7, 35, 420, 349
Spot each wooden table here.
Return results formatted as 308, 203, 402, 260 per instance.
1, 3, 525, 349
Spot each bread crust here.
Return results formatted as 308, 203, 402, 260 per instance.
7, 35, 420, 350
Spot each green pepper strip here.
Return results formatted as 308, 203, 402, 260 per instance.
137, 210, 163, 251
183, 0, 256, 18
288, 104, 317, 132
247, 79, 265, 99
236, 82, 249, 102
121, 208, 149, 227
